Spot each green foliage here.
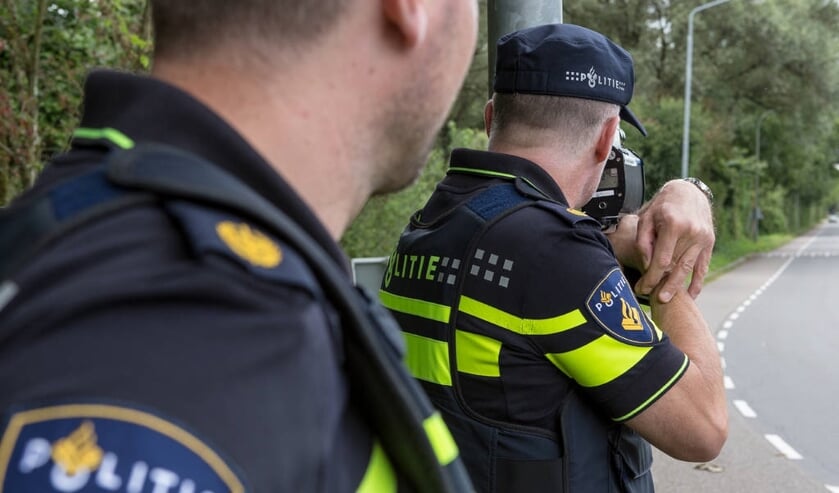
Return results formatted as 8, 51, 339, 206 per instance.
0, 0, 151, 204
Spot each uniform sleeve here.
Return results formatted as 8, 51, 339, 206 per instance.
464, 207, 688, 422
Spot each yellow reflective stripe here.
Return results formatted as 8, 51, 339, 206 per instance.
447, 167, 548, 197
546, 335, 653, 387
356, 440, 396, 493
614, 354, 690, 422
403, 333, 452, 386
448, 167, 517, 180
455, 330, 501, 377
379, 290, 451, 323
459, 295, 586, 335
423, 412, 459, 466
73, 127, 135, 149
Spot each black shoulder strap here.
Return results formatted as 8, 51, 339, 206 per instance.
1, 144, 473, 493
0, 168, 155, 281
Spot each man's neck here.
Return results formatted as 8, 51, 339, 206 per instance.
487, 143, 595, 208
152, 57, 371, 240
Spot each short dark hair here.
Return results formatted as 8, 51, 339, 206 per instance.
151, 1, 349, 60
492, 93, 615, 133
490, 93, 618, 154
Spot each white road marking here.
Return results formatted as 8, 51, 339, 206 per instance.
733, 399, 757, 418
717, 341, 725, 352
718, 330, 729, 340
723, 376, 735, 389
722, 320, 734, 329
824, 485, 839, 493
765, 434, 802, 460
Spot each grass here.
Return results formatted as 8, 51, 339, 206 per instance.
707, 233, 794, 279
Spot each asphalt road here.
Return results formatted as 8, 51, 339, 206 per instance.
652, 223, 839, 492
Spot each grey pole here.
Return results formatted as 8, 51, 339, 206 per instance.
681, 0, 735, 179
487, 0, 563, 97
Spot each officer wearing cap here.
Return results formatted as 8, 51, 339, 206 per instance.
0, 1, 478, 492
380, 24, 726, 492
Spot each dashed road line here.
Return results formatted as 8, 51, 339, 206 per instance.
718, 234, 822, 481
765, 434, 803, 460
825, 485, 839, 493
733, 399, 757, 418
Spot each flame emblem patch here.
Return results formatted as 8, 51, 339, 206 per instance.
586, 268, 654, 344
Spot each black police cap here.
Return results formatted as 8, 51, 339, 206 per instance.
493, 23, 647, 136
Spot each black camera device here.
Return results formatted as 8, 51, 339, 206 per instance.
582, 134, 645, 230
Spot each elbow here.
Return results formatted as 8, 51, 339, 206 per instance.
690, 426, 728, 462
679, 409, 729, 462
707, 411, 730, 459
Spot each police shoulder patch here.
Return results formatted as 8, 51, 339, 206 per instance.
0, 402, 247, 493
585, 268, 654, 344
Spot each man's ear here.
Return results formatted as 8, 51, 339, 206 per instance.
484, 99, 494, 137
594, 116, 620, 162
382, 0, 428, 47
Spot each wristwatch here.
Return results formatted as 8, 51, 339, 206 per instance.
683, 177, 714, 203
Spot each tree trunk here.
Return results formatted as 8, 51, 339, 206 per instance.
25, 0, 48, 186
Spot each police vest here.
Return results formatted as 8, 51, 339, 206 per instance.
0, 142, 474, 493
380, 175, 654, 493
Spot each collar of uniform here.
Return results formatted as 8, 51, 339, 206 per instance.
448, 148, 568, 204
76, 70, 349, 271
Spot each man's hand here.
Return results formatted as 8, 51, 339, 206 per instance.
634, 179, 715, 302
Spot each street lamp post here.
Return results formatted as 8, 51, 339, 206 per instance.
681, 0, 736, 178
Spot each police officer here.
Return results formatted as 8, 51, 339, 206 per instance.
0, 1, 478, 491
380, 24, 727, 492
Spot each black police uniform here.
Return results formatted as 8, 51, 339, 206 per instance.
0, 71, 465, 493
380, 149, 690, 493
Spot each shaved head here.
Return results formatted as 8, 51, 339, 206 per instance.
489, 93, 619, 157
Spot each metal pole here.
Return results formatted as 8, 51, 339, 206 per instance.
681, 0, 735, 178
487, 0, 563, 97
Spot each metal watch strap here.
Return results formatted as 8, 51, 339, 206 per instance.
683, 177, 714, 203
